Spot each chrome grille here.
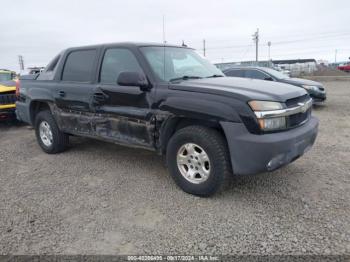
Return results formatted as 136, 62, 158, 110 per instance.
0, 92, 16, 105
285, 94, 309, 107
288, 108, 311, 128
286, 95, 311, 128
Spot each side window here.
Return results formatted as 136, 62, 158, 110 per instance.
225, 69, 244, 77
245, 70, 268, 80
100, 48, 142, 84
62, 50, 97, 82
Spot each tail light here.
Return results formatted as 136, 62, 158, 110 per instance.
15, 79, 20, 98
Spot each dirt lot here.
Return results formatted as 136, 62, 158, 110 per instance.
0, 80, 349, 255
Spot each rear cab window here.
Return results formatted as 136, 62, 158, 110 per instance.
225, 69, 245, 77
245, 69, 268, 80
61, 49, 97, 82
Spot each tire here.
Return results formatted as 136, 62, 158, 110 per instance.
166, 125, 232, 197
34, 110, 69, 154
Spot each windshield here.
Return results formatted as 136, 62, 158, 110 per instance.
140, 46, 223, 81
0, 72, 12, 82
263, 67, 290, 79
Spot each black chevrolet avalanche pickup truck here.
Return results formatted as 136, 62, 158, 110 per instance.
16, 43, 319, 196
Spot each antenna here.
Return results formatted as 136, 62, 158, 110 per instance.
162, 15, 166, 44
203, 39, 206, 57
162, 15, 166, 81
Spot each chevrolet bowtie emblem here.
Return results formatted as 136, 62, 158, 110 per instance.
298, 102, 308, 113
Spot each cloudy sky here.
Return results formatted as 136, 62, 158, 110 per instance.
1, 0, 349, 71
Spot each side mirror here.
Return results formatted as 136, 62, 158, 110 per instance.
264, 77, 274, 81
117, 71, 150, 90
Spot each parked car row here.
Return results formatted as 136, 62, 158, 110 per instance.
337, 63, 350, 73
223, 66, 327, 103
15, 43, 319, 196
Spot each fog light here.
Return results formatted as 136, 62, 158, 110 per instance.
267, 154, 286, 171
258, 117, 286, 131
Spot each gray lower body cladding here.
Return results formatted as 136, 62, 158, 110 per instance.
15, 101, 31, 123
221, 116, 319, 175
16, 101, 156, 150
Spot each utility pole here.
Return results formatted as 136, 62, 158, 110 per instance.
203, 39, 206, 57
268, 41, 271, 61
335, 49, 337, 63
18, 55, 24, 74
252, 28, 259, 62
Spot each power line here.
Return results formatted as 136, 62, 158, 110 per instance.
191, 32, 350, 51
190, 35, 350, 53
201, 44, 253, 50
263, 33, 350, 46
240, 45, 253, 61
254, 48, 345, 56
208, 46, 348, 62
262, 30, 350, 41
202, 30, 350, 45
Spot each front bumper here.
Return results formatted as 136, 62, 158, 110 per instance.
309, 90, 326, 102
0, 105, 16, 120
312, 95, 326, 103
221, 116, 319, 175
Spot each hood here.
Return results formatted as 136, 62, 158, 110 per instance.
171, 77, 306, 102
282, 77, 322, 87
0, 80, 16, 93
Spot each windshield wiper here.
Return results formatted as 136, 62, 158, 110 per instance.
206, 74, 224, 78
169, 75, 203, 82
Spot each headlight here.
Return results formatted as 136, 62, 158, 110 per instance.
248, 100, 286, 131
248, 100, 283, 111
302, 85, 318, 91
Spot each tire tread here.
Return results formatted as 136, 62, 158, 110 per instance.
166, 125, 232, 196
35, 110, 69, 154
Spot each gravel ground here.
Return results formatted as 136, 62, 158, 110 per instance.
0, 80, 349, 255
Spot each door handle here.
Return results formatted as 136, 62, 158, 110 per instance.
58, 91, 66, 97
93, 92, 108, 104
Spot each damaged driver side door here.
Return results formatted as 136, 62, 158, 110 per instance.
91, 47, 155, 149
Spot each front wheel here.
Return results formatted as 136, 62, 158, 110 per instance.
166, 126, 232, 197
35, 110, 69, 154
